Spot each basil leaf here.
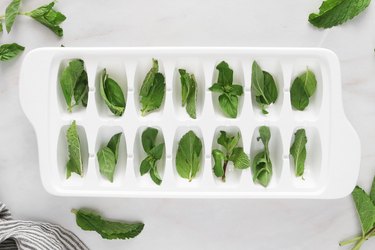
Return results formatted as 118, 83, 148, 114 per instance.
5, 0, 21, 33
150, 167, 162, 185
290, 69, 317, 111
73, 69, 88, 107
140, 70, 166, 115
27, 1, 66, 37
0, 43, 24, 61
218, 94, 238, 118
148, 143, 164, 160
309, 0, 371, 29
352, 186, 375, 236
97, 147, 116, 182
66, 121, 83, 178
251, 61, 278, 114
179, 69, 197, 119
212, 149, 225, 178
230, 147, 250, 169
99, 69, 126, 116
72, 209, 144, 240
290, 129, 307, 177
229, 84, 244, 96
175, 131, 202, 181
59, 59, 86, 112
107, 133, 122, 164
141, 127, 158, 153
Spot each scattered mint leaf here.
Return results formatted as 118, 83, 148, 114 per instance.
309, 0, 371, 29
140, 59, 165, 115
212, 131, 250, 181
252, 126, 273, 187
72, 208, 144, 240
175, 130, 202, 181
66, 121, 83, 178
340, 177, 375, 249
209, 61, 243, 118
290, 69, 317, 111
97, 133, 122, 182
352, 186, 375, 236
251, 61, 278, 114
290, 129, 307, 177
99, 69, 126, 116
59, 59, 88, 112
179, 69, 197, 119
5, 0, 21, 33
26, 1, 66, 37
140, 127, 164, 185
0, 43, 24, 61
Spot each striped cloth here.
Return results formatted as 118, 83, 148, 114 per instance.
0, 203, 89, 250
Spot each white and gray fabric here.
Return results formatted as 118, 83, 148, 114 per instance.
0, 203, 89, 250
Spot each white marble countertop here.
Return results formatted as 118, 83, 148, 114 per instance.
1, 0, 375, 249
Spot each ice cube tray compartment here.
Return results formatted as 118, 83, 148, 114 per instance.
19, 47, 360, 198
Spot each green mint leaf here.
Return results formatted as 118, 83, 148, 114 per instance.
66, 121, 83, 178
252, 126, 273, 187
5, 0, 21, 33
72, 208, 144, 240
370, 176, 375, 204
99, 69, 126, 116
212, 149, 225, 178
290, 69, 317, 111
0, 43, 24, 61
59, 59, 86, 112
251, 61, 278, 114
140, 59, 158, 96
229, 84, 244, 96
208, 83, 225, 93
150, 167, 162, 185
308, 0, 371, 29
141, 127, 158, 153
179, 69, 197, 119
210, 61, 243, 118
230, 147, 250, 169
73, 68, 89, 107
216, 61, 233, 85
140, 127, 164, 184
175, 131, 202, 181
258, 126, 271, 150
97, 147, 116, 182
107, 133, 122, 164
218, 94, 238, 118
217, 131, 230, 149
290, 78, 309, 111
252, 151, 272, 187
352, 186, 375, 236
290, 129, 307, 177
140, 156, 153, 176
27, 1, 66, 37
148, 143, 164, 160
140, 69, 165, 115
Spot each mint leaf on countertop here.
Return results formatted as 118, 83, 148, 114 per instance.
309, 0, 371, 29
0, 43, 24, 61
72, 208, 144, 240
5, 0, 21, 33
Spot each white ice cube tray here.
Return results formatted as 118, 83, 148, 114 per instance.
19, 47, 360, 199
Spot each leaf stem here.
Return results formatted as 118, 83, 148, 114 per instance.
339, 236, 362, 246
222, 160, 229, 182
